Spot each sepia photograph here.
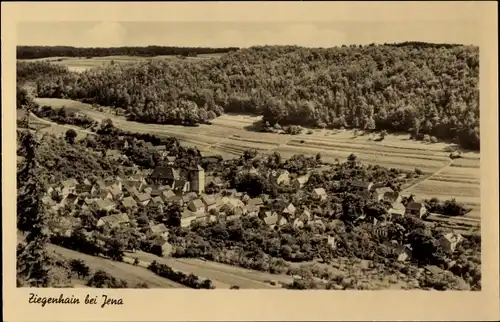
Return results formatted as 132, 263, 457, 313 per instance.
3, 1, 499, 321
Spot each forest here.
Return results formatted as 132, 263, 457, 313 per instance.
17, 45, 239, 59
18, 42, 480, 150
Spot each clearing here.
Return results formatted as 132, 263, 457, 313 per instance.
18, 53, 225, 73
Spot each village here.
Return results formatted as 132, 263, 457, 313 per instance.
40, 153, 466, 264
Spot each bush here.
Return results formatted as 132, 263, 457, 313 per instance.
414, 168, 424, 175
148, 261, 214, 289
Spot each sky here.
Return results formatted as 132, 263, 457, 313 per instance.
17, 20, 480, 48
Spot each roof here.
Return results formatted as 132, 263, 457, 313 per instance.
128, 174, 144, 181
374, 187, 395, 195
150, 223, 168, 234
248, 197, 264, 206
189, 199, 205, 209
150, 167, 180, 180
75, 184, 92, 193
442, 233, 463, 243
296, 175, 310, 185
201, 195, 216, 206
182, 209, 197, 218
350, 181, 372, 189
173, 180, 188, 191
99, 190, 111, 198
135, 192, 151, 202
152, 196, 164, 204
108, 185, 122, 197
264, 214, 278, 225
313, 187, 327, 195
121, 196, 137, 208
95, 199, 115, 210
166, 156, 176, 162
407, 202, 425, 210
162, 189, 177, 200
99, 213, 129, 225
61, 178, 78, 188
123, 180, 142, 189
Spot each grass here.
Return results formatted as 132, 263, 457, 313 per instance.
124, 251, 288, 289
19, 54, 225, 73
33, 97, 482, 220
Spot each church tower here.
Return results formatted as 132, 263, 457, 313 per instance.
190, 165, 205, 194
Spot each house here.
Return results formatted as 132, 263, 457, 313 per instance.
312, 188, 327, 201
96, 213, 129, 228
165, 156, 176, 165
264, 214, 279, 227
143, 186, 153, 195
62, 193, 79, 206
83, 178, 92, 186
108, 185, 123, 201
396, 245, 413, 262
59, 178, 79, 196
292, 174, 310, 190
248, 197, 264, 208
440, 233, 463, 252
206, 176, 225, 188
350, 181, 374, 193
121, 196, 137, 209
172, 179, 190, 194
292, 218, 304, 229
278, 216, 288, 227
123, 179, 145, 191
327, 236, 336, 250
75, 184, 92, 195
244, 204, 260, 217
188, 199, 206, 213
201, 195, 217, 211
134, 192, 151, 206
97, 190, 113, 200
388, 202, 406, 218
148, 223, 169, 239
161, 189, 177, 203
148, 196, 165, 212
152, 239, 173, 257
275, 201, 296, 217
405, 202, 428, 218
128, 173, 147, 184
269, 170, 290, 185
94, 199, 116, 212
149, 166, 181, 186
373, 187, 401, 203
180, 210, 197, 228
182, 192, 199, 204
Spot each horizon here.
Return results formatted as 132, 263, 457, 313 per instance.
17, 21, 481, 48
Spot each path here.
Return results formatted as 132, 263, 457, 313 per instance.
29, 112, 95, 135
402, 160, 453, 193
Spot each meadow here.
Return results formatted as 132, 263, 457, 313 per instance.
18, 53, 225, 72
32, 97, 482, 220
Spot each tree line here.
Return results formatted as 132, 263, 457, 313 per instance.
19, 42, 480, 150
17, 45, 239, 59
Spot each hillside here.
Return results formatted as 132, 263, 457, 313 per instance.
17, 45, 239, 59
19, 43, 480, 150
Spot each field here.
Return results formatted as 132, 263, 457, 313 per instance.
18, 53, 225, 72
124, 250, 293, 289
33, 97, 482, 220
16, 232, 185, 288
